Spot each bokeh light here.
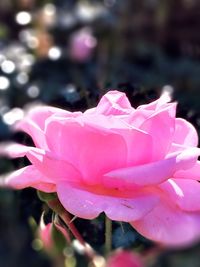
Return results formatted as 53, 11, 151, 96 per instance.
15, 11, 32, 25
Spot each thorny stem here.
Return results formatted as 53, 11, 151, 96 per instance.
105, 216, 112, 255
47, 199, 85, 246
47, 199, 96, 261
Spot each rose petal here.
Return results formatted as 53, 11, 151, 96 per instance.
127, 92, 174, 128
174, 161, 200, 180
0, 143, 81, 183
33, 183, 56, 192
122, 129, 153, 165
14, 106, 74, 149
15, 119, 49, 150
0, 142, 32, 158
138, 92, 172, 111
45, 119, 127, 185
2, 165, 55, 192
56, 182, 159, 221
16, 106, 68, 131
168, 143, 187, 153
140, 104, 176, 160
160, 179, 200, 211
26, 149, 81, 183
78, 114, 153, 165
127, 109, 153, 128
94, 90, 134, 115
131, 202, 200, 247
80, 113, 133, 133
173, 118, 199, 147
103, 148, 200, 187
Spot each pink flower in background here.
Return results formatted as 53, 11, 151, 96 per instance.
69, 27, 97, 62
39, 222, 54, 251
39, 217, 70, 251
106, 251, 143, 267
1, 90, 200, 247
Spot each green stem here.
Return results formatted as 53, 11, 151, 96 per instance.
47, 199, 85, 246
105, 216, 112, 255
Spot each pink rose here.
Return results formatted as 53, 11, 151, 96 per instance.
69, 27, 97, 62
106, 250, 143, 267
39, 222, 54, 251
1, 90, 200, 247
39, 221, 70, 252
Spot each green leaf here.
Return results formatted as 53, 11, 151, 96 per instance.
37, 191, 57, 202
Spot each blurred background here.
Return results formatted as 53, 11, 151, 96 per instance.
0, 0, 200, 266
